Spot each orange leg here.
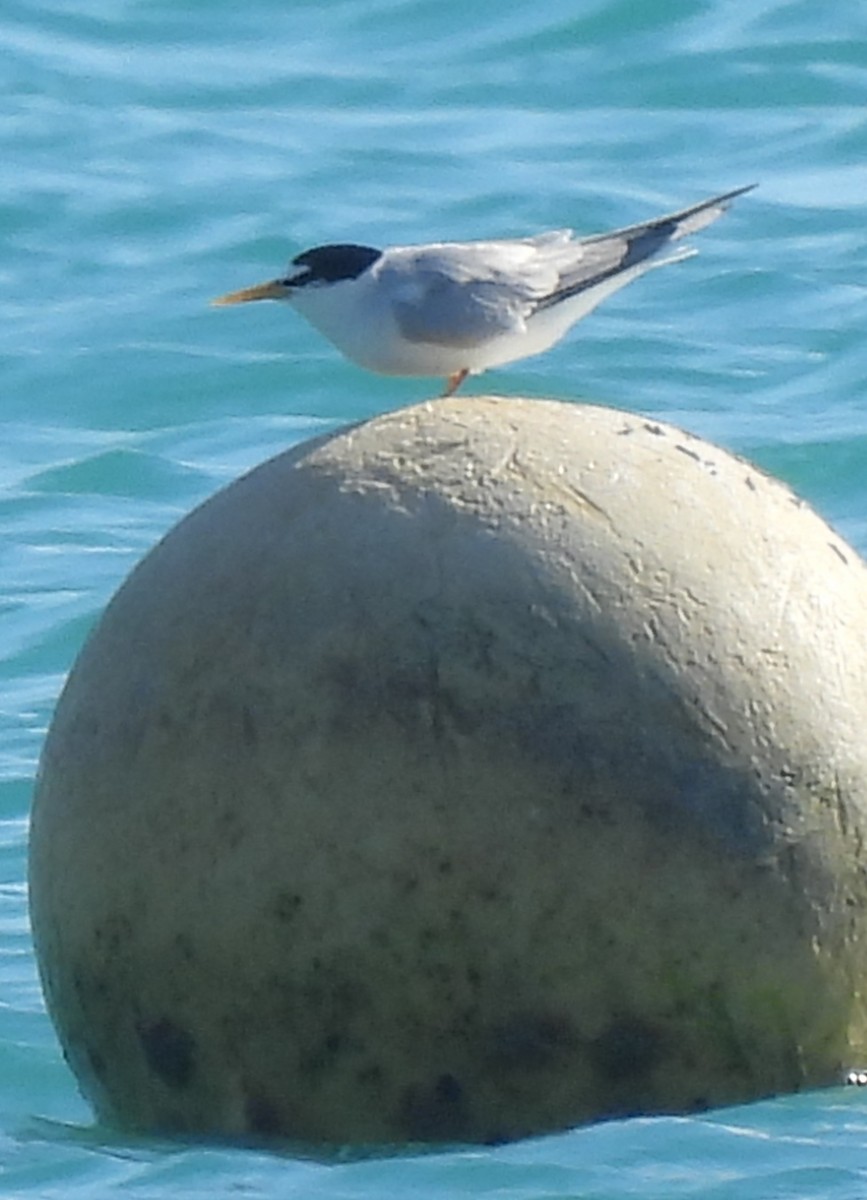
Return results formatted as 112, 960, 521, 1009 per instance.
441, 368, 469, 398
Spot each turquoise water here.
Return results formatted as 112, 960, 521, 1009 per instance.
4, 0, 867, 1194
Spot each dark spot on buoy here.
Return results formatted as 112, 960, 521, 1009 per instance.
86, 1043, 107, 1081
400, 1072, 469, 1140
137, 1017, 196, 1089
369, 927, 393, 952
830, 542, 849, 565
357, 1062, 384, 1086
93, 913, 133, 956
245, 1091, 282, 1137
675, 443, 701, 463
643, 422, 665, 436
492, 1011, 575, 1068
241, 705, 258, 746
173, 932, 197, 962
72, 964, 109, 1002
273, 890, 303, 921
435, 1072, 463, 1103
745, 475, 757, 491
590, 1016, 661, 1083
215, 806, 246, 849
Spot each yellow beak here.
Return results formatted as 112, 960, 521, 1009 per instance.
211, 279, 287, 306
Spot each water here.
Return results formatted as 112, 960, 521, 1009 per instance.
4, 0, 867, 1194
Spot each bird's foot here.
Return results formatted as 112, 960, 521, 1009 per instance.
441, 368, 469, 398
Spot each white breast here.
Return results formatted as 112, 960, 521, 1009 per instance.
287, 273, 474, 376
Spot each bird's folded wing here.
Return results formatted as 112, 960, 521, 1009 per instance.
384, 239, 568, 347
382, 226, 688, 342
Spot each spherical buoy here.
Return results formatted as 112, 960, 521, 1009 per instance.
29, 396, 867, 1146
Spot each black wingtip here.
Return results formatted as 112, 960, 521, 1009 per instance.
584, 184, 757, 248
650, 183, 759, 232
663, 183, 757, 242
713, 182, 759, 206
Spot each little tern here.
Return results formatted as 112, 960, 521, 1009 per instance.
213, 184, 754, 395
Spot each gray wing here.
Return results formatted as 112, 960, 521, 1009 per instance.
380, 235, 572, 348
381, 185, 755, 345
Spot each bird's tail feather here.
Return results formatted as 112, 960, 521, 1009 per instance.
641, 245, 697, 270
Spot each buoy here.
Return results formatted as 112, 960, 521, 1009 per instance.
29, 396, 867, 1146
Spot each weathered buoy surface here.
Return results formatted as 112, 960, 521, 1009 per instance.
29, 396, 867, 1147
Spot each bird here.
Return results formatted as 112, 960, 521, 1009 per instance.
213, 184, 755, 397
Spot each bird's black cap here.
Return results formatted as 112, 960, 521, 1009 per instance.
286, 243, 382, 286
